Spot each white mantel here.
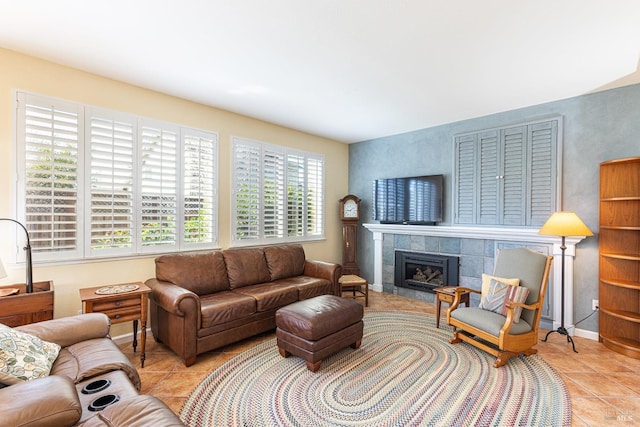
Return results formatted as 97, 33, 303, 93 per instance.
363, 223, 587, 334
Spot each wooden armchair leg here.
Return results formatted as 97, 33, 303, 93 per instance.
450, 332, 462, 344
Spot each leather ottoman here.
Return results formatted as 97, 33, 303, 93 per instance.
275, 294, 364, 372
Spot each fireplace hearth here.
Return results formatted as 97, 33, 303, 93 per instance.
394, 250, 459, 293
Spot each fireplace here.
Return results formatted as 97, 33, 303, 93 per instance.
394, 250, 459, 293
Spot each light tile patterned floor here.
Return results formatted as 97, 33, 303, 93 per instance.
119, 292, 640, 425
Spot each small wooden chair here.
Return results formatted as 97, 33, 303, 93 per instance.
447, 248, 552, 367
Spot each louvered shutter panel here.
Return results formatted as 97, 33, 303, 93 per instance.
19, 94, 81, 257
528, 120, 557, 226
233, 139, 261, 241
140, 123, 178, 250
287, 153, 305, 238
306, 156, 324, 236
501, 126, 526, 225
454, 135, 476, 224
263, 145, 285, 239
87, 110, 135, 254
183, 131, 217, 246
478, 131, 499, 225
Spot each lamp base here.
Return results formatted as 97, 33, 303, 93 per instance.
543, 326, 578, 353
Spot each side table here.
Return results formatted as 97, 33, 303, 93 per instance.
338, 274, 368, 307
79, 282, 151, 367
434, 286, 470, 328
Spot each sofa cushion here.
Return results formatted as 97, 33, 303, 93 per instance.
224, 248, 271, 289
274, 276, 333, 300
51, 338, 141, 391
232, 282, 299, 312
200, 291, 257, 329
263, 244, 306, 281
0, 323, 61, 385
156, 251, 229, 295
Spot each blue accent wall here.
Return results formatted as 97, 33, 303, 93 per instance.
349, 83, 640, 333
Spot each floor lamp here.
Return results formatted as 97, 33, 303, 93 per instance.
0, 218, 34, 293
538, 211, 593, 352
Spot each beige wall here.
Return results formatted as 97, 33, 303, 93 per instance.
0, 48, 349, 335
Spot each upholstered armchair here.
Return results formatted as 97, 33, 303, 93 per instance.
447, 248, 553, 367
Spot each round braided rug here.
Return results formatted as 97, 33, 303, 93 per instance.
180, 311, 571, 426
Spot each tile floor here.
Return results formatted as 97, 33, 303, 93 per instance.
119, 292, 640, 426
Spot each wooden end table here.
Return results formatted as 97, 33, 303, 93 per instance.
434, 286, 470, 328
79, 282, 151, 367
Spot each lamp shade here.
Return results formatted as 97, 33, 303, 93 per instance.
538, 211, 594, 237
0, 257, 7, 279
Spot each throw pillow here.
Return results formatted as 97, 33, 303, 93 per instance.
0, 323, 61, 385
505, 285, 531, 323
480, 274, 519, 303
479, 279, 530, 323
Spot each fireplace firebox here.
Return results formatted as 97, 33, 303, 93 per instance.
394, 250, 459, 293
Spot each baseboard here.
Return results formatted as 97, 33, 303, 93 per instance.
574, 327, 599, 341
111, 328, 151, 346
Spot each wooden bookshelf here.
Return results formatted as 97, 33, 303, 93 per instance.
599, 157, 640, 359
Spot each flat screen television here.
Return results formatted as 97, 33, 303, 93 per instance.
373, 174, 443, 225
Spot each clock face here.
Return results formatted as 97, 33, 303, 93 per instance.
343, 199, 358, 218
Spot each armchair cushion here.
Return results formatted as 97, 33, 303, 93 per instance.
0, 323, 61, 385
450, 307, 532, 337
478, 279, 530, 322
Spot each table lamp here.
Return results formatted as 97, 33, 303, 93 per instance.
538, 211, 593, 352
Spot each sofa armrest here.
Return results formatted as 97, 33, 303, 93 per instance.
0, 375, 82, 427
304, 260, 343, 295
145, 278, 201, 317
16, 313, 110, 348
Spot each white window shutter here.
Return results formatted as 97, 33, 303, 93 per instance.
87, 109, 135, 256
287, 153, 305, 238
17, 93, 83, 260
139, 121, 178, 251
306, 156, 324, 236
232, 138, 262, 242
182, 130, 218, 247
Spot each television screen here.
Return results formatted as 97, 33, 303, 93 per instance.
373, 175, 443, 225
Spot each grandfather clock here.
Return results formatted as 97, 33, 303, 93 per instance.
339, 194, 361, 276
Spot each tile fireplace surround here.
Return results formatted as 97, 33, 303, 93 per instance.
363, 224, 587, 335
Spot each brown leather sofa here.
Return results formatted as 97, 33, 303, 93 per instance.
0, 313, 183, 426
146, 244, 342, 366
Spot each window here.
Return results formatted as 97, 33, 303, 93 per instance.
15, 92, 218, 262
231, 137, 324, 245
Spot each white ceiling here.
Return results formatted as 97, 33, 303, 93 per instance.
1, 1, 639, 143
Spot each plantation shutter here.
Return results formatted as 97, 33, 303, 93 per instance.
501, 126, 526, 225
306, 156, 324, 236
86, 109, 135, 255
478, 131, 499, 225
528, 121, 557, 226
232, 139, 261, 241
454, 134, 476, 224
183, 130, 218, 246
17, 93, 82, 259
287, 153, 305, 238
139, 122, 178, 251
453, 117, 560, 226
263, 145, 285, 239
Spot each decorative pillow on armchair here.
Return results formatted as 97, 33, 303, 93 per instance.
480, 274, 519, 303
478, 279, 530, 323
0, 323, 61, 385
